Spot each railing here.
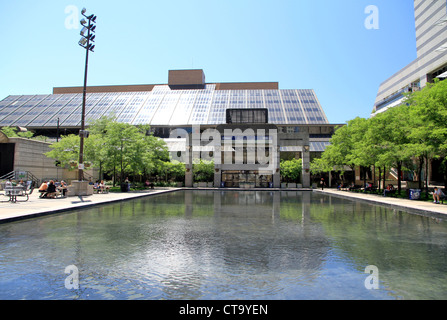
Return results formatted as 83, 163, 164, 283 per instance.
0, 171, 40, 188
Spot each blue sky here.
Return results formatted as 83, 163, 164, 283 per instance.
0, 0, 416, 124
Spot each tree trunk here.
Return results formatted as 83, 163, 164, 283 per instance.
397, 161, 402, 194
425, 154, 429, 198
418, 156, 423, 190
378, 167, 382, 192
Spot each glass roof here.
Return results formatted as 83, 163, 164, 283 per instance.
0, 85, 329, 128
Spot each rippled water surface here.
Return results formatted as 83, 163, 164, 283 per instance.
1, 190, 447, 300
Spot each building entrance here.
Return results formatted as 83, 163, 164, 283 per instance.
222, 171, 273, 188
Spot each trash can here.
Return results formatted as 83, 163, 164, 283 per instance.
121, 183, 129, 192
409, 189, 421, 200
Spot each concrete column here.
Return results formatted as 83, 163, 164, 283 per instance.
302, 147, 311, 188
273, 146, 281, 188
214, 145, 222, 188
185, 134, 193, 187
214, 169, 221, 188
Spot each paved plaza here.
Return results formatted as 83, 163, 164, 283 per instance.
314, 189, 447, 217
0, 188, 180, 223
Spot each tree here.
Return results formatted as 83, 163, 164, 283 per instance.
1, 126, 34, 139
193, 159, 214, 183
281, 158, 302, 183
45, 134, 81, 170
405, 79, 447, 193
45, 117, 169, 185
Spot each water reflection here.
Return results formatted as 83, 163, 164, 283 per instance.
0, 190, 446, 300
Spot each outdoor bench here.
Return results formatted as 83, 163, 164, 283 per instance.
1, 187, 34, 203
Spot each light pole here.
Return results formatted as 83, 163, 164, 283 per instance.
78, 8, 96, 181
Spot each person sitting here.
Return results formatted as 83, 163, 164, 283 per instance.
383, 184, 395, 197
433, 187, 445, 204
58, 181, 68, 197
99, 180, 109, 193
5, 179, 12, 188
93, 181, 100, 193
145, 180, 155, 189
46, 180, 57, 199
38, 181, 48, 198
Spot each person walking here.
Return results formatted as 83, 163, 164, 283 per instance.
320, 178, 325, 190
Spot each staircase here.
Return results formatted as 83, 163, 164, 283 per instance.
0, 171, 40, 188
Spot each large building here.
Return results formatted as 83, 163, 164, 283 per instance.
0, 69, 337, 188
373, 0, 447, 115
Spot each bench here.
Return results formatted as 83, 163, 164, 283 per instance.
93, 186, 109, 194
1, 187, 34, 203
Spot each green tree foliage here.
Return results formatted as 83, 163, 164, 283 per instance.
313, 79, 447, 190
280, 158, 302, 183
1, 126, 34, 139
193, 159, 214, 183
45, 116, 170, 184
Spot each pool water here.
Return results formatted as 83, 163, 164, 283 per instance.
0, 190, 446, 300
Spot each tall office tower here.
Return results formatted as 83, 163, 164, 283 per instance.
373, 0, 447, 115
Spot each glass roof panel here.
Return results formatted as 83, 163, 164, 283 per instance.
0, 95, 48, 126
115, 92, 151, 124
132, 91, 164, 125
45, 94, 87, 127
99, 92, 136, 121
281, 90, 307, 124
85, 92, 120, 124
169, 90, 198, 126
0, 95, 22, 113
27, 94, 78, 127
297, 90, 328, 124
0, 95, 35, 122
150, 90, 182, 125
11, 94, 63, 127
264, 90, 287, 124
207, 90, 229, 125
189, 90, 214, 124
61, 93, 107, 127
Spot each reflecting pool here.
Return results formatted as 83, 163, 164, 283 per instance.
0, 190, 447, 300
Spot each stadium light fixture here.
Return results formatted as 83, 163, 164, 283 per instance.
77, 8, 97, 181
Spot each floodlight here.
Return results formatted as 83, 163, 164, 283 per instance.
79, 38, 87, 46
88, 44, 95, 52
81, 8, 87, 15
80, 19, 87, 26
80, 27, 88, 36
89, 35, 96, 42
91, 15, 97, 23
90, 25, 96, 32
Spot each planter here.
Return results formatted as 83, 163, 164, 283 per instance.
281, 183, 287, 189
406, 181, 422, 189
198, 182, 207, 188
288, 183, 297, 188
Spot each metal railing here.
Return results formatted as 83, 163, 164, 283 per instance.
0, 171, 40, 188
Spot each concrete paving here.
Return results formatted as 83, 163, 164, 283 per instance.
314, 188, 447, 217
0, 188, 181, 223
